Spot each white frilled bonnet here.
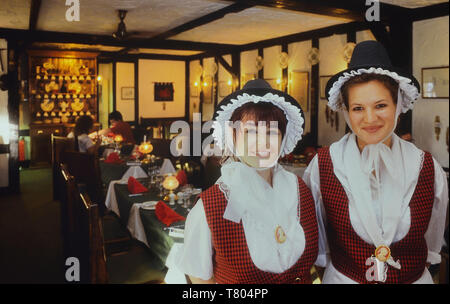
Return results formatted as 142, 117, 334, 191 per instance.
211, 79, 305, 157
325, 40, 421, 113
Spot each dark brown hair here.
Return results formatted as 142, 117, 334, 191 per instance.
74, 115, 94, 136
341, 74, 399, 109
230, 102, 287, 138
220, 102, 287, 165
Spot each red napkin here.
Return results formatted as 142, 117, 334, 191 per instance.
107, 132, 115, 138
176, 170, 188, 187
155, 201, 186, 227
127, 176, 148, 194
104, 152, 124, 164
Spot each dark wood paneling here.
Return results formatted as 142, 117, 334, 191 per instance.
310, 38, 319, 147
28, 0, 42, 31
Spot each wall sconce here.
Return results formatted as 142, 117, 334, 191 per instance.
434, 115, 441, 141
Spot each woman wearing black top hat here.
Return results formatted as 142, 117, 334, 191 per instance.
171, 79, 319, 284
303, 40, 448, 283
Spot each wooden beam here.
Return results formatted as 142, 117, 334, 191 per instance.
99, 51, 188, 61
0, 28, 239, 51
29, 0, 42, 31
409, 2, 449, 22
222, 0, 410, 22
216, 56, 236, 78
151, 3, 253, 40
188, 21, 368, 60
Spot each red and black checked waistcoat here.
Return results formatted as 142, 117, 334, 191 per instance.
200, 176, 318, 284
317, 147, 435, 284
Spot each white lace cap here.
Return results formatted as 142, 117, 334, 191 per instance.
211, 93, 304, 157
327, 67, 420, 113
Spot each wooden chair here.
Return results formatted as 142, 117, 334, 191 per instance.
59, 163, 78, 260
76, 191, 168, 284
51, 134, 75, 201
62, 150, 105, 213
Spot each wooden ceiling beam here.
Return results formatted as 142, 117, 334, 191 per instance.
114, 3, 253, 55
0, 28, 239, 51
222, 0, 410, 22
29, 0, 42, 31
151, 3, 253, 40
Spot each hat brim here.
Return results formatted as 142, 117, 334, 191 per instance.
325, 64, 420, 103
213, 87, 304, 122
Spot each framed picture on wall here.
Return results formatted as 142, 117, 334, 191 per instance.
154, 82, 174, 101
218, 81, 232, 97
320, 75, 332, 99
202, 75, 214, 104
289, 71, 309, 112
422, 66, 449, 99
121, 87, 134, 100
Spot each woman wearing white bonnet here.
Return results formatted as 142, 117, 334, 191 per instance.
303, 40, 448, 284
174, 79, 319, 283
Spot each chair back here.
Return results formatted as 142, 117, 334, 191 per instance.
60, 163, 78, 259
72, 189, 108, 283
52, 135, 75, 200
62, 150, 104, 211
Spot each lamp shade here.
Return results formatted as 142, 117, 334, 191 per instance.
160, 158, 176, 175
163, 175, 179, 191
138, 142, 153, 154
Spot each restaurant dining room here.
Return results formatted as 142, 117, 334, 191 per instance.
0, 0, 448, 287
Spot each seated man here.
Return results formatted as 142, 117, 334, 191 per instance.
99, 111, 136, 145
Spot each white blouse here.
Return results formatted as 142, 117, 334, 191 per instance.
303, 139, 448, 284
172, 172, 310, 281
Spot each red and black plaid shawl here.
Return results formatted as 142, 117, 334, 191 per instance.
317, 147, 435, 283
200, 176, 318, 284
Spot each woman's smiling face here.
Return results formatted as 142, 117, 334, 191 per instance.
234, 118, 283, 169
347, 80, 397, 149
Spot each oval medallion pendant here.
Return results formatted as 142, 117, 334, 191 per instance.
375, 245, 391, 262
275, 225, 287, 244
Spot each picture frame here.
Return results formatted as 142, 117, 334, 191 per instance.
288, 71, 309, 112
320, 75, 333, 99
121, 87, 134, 100
218, 81, 232, 97
421, 66, 449, 99
154, 82, 174, 102
202, 75, 214, 104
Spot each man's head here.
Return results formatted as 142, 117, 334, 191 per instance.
108, 111, 123, 125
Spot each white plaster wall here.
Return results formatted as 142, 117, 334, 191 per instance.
356, 30, 376, 43
263, 45, 282, 89
138, 59, 185, 118
115, 62, 135, 121
201, 57, 216, 121
412, 16, 449, 168
0, 38, 8, 187
189, 60, 201, 122
218, 54, 232, 103
318, 34, 348, 147
98, 63, 113, 129
241, 49, 258, 88
288, 40, 312, 134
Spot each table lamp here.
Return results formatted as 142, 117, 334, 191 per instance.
138, 141, 154, 164
113, 134, 123, 153
162, 175, 179, 205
